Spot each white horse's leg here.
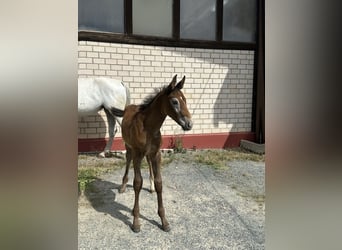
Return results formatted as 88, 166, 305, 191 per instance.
100, 109, 116, 158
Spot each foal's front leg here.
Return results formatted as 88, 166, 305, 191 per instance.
151, 151, 170, 232
132, 153, 144, 233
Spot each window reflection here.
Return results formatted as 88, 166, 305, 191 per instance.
223, 0, 257, 42
132, 0, 173, 38
180, 0, 216, 41
78, 0, 124, 33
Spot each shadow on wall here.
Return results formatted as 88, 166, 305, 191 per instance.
213, 70, 253, 129
148, 47, 256, 150
156, 47, 254, 131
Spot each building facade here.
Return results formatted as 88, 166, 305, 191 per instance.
78, 0, 264, 152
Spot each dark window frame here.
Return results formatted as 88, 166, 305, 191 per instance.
78, 0, 257, 50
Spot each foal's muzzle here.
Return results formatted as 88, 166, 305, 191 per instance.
180, 118, 193, 131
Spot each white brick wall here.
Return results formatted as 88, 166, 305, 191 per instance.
78, 41, 254, 139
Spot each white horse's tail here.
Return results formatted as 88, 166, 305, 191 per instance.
110, 107, 124, 117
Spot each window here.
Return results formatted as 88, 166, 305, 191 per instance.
78, 0, 259, 49
180, 0, 216, 41
132, 0, 173, 38
78, 0, 124, 33
223, 0, 257, 42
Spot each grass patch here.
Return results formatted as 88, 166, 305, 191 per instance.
253, 194, 265, 203
237, 192, 265, 204
194, 148, 264, 170
78, 167, 112, 192
223, 148, 264, 162
78, 153, 126, 192
161, 152, 176, 166
195, 150, 230, 170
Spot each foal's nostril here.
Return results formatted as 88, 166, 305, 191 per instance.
188, 120, 193, 129
185, 120, 193, 130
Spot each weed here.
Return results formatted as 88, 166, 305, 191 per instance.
171, 136, 187, 153
78, 167, 112, 192
161, 152, 175, 166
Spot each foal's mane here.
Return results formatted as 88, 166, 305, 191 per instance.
139, 85, 168, 111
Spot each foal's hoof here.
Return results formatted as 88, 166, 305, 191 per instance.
118, 186, 126, 193
162, 224, 171, 232
131, 225, 141, 233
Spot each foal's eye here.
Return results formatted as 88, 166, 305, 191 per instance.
171, 98, 179, 106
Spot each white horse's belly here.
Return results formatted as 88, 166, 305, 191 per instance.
78, 94, 102, 114
78, 77, 128, 116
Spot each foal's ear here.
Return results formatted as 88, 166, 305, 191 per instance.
176, 76, 186, 90
170, 74, 177, 87
166, 74, 177, 94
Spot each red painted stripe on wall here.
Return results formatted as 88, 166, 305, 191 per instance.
78, 132, 256, 152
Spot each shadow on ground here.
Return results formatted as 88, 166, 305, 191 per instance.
84, 179, 160, 231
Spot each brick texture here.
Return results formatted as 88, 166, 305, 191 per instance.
78, 41, 254, 139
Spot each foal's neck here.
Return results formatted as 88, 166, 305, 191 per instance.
143, 94, 167, 133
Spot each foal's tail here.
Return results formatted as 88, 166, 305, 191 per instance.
110, 107, 124, 117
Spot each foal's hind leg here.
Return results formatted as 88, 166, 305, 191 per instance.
146, 155, 155, 193
119, 146, 132, 193
150, 151, 170, 232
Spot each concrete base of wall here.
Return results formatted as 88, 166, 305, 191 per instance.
78, 132, 256, 153
240, 139, 265, 154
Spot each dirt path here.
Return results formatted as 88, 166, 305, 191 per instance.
78, 156, 265, 249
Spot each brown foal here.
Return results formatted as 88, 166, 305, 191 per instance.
118, 75, 192, 232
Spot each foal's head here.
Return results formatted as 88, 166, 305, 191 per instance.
162, 75, 193, 131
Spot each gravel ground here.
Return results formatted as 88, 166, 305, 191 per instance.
78, 155, 265, 249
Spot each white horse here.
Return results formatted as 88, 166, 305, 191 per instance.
78, 78, 130, 157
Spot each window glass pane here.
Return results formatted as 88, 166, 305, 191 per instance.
78, 0, 124, 33
180, 0, 216, 41
133, 0, 172, 38
223, 0, 257, 42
